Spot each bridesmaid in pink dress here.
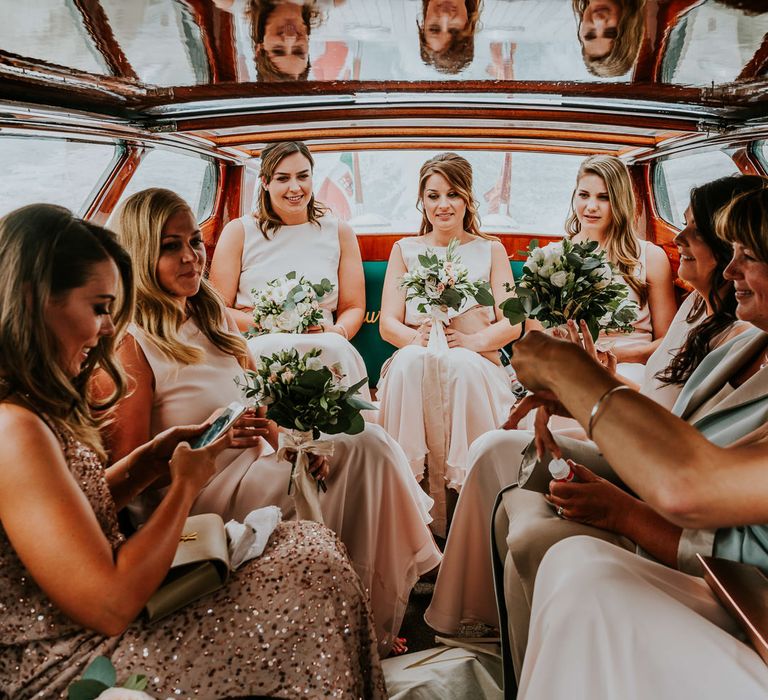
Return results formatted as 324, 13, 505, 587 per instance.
106, 187, 441, 657
0, 203, 386, 699
377, 153, 521, 536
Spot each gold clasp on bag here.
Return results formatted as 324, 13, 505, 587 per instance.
180, 532, 198, 542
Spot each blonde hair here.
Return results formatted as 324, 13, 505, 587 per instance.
572, 0, 646, 78
417, 152, 494, 240
0, 204, 134, 460
256, 141, 328, 239
566, 154, 647, 304
115, 188, 248, 368
715, 186, 768, 264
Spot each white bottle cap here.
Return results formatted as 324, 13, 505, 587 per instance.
548, 457, 571, 480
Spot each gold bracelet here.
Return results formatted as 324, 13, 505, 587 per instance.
587, 384, 632, 440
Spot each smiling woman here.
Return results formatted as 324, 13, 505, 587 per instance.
249, 0, 318, 81
573, 0, 646, 77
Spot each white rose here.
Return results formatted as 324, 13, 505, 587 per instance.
550, 270, 569, 288
538, 264, 554, 279
276, 308, 301, 332
306, 356, 324, 371
525, 259, 539, 274
96, 689, 155, 700
260, 316, 275, 331
530, 247, 545, 264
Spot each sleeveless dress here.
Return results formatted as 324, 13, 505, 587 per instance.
0, 412, 386, 699
235, 214, 373, 405
377, 237, 516, 537
519, 537, 768, 700
128, 320, 441, 656
599, 238, 653, 385
639, 291, 750, 410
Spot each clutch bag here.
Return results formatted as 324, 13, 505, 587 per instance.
144, 513, 230, 623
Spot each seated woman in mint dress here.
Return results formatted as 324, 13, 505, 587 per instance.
209, 139, 373, 406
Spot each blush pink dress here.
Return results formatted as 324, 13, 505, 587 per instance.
235, 213, 373, 406
126, 319, 441, 656
376, 236, 516, 536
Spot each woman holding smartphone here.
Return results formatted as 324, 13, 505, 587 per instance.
105, 187, 441, 657
0, 203, 386, 699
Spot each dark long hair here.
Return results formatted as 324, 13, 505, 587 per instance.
0, 204, 134, 459
656, 175, 768, 386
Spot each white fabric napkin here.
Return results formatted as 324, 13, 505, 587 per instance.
225, 506, 282, 570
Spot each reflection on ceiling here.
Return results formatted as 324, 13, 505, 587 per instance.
0, 0, 765, 91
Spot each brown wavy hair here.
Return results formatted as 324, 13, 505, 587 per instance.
566, 154, 647, 304
248, 0, 320, 81
115, 188, 248, 368
657, 175, 768, 386
416, 152, 495, 240
572, 0, 646, 78
0, 204, 134, 460
417, 0, 482, 75
255, 140, 328, 239
715, 186, 768, 265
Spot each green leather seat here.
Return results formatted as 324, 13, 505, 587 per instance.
352, 260, 523, 386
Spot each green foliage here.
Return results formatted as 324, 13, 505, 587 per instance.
67, 657, 148, 700
400, 238, 495, 315
499, 238, 639, 340
237, 348, 375, 439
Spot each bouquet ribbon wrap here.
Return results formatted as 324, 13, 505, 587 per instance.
277, 430, 335, 523
423, 306, 451, 536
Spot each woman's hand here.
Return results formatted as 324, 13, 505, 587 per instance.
409, 319, 432, 347
444, 326, 484, 351
308, 454, 330, 482
230, 409, 271, 453
557, 320, 617, 374
168, 431, 232, 494
533, 405, 561, 459
141, 422, 213, 481
544, 461, 634, 534
501, 392, 571, 430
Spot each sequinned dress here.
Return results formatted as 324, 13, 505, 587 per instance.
0, 415, 386, 699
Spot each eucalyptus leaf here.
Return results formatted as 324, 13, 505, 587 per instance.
67, 679, 110, 700
123, 675, 149, 691
82, 657, 116, 687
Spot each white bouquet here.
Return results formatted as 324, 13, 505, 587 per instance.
400, 238, 494, 324
237, 348, 374, 522
500, 238, 638, 340
249, 271, 334, 336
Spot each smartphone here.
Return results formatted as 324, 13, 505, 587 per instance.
190, 402, 247, 449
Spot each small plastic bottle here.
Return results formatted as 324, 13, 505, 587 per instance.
549, 457, 576, 482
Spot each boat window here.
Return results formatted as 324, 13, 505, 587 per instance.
100, 0, 208, 86
754, 141, 768, 175
117, 148, 217, 223
653, 151, 741, 229
250, 150, 582, 235
0, 0, 108, 74
661, 2, 768, 86
0, 136, 117, 217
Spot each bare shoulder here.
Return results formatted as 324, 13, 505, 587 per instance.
0, 403, 63, 487
645, 241, 671, 267
489, 239, 509, 258
219, 216, 246, 243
